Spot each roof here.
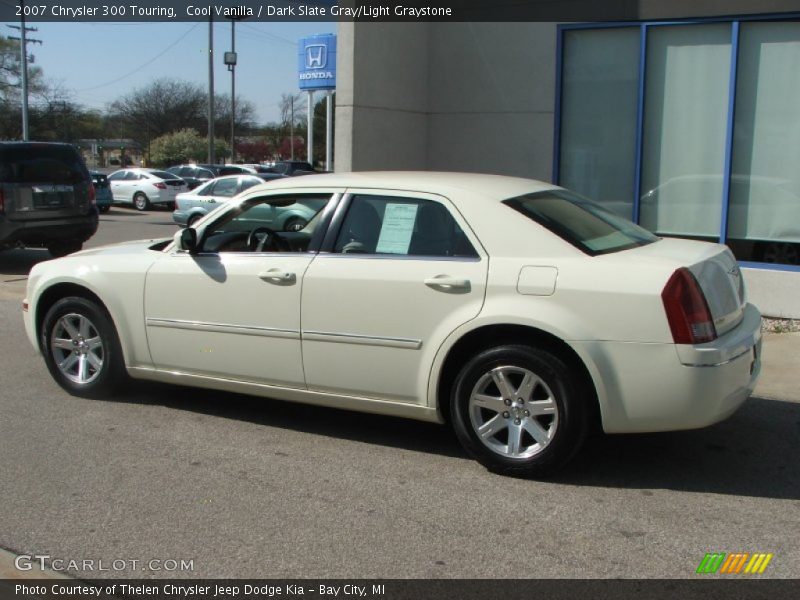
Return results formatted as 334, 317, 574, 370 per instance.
260, 171, 558, 202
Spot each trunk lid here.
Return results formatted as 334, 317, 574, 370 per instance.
619, 238, 746, 337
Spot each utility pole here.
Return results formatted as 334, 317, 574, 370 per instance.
290, 95, 295, 160
7, 1, 42, 141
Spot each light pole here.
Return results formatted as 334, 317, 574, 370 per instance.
224, 17, 241, 163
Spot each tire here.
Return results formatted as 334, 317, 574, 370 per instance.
450, 345, 589, 478
99, 205, 111, 214
133, 192, 150, 211
283, 216, 307, 232
47, 241, 83, 258
41, 297, 128, 398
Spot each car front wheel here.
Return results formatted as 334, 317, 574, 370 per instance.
451, 345, 589, 477
41, 297, 127, 398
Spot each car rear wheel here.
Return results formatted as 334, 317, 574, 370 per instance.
133, 192, 150, 211
450, 345, 589, 477
41, 297, 127, 398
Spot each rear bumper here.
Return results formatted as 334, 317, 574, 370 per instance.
576, 303, 762, 433
0, 213, 98, 248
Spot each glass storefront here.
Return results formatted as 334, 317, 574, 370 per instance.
557, 17, 800, 267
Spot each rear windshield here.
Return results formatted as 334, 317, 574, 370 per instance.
149, 170, 176, 180
503, 189, 658, 255
0, 145, 88, 184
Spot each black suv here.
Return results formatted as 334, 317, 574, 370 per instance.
0, 142, 98, 257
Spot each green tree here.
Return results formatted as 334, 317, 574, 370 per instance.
148, 128, 230, 166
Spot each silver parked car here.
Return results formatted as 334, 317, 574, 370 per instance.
172, 174, 323, 230
107, 168, 187, 211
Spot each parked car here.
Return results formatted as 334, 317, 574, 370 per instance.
172, 175, 265, 227
107, 168, 187, 210
165, 165, 216, 190
262, 161, 315, 176
173, 174, 325, 230
89, 171, 112, 213
23, 172, 761, 477
0, 142, 98, 257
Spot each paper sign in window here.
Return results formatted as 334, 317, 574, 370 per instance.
376, 203, 418, 254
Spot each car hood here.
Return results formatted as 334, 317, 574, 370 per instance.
69, 238, 171, 257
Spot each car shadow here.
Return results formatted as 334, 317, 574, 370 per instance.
114, 380, 466, 459
555, 396, 800, 500
107, 383, 799, 497
0, 248, 51, 276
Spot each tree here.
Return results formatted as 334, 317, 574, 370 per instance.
108, 79, 206, 150
235, 139, 272, 163
214, 93, 258, 139
148, 128, 230, 166
0, 34, 46, 139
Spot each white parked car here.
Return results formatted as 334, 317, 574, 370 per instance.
107, 168, 188, 211
22, 172, 762, 477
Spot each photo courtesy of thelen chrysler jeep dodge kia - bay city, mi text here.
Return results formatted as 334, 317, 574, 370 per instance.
22, 172, 762, 477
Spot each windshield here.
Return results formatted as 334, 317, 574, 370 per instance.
504, 189, 658, 255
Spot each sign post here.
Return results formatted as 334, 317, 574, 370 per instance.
298, 34, 336, 170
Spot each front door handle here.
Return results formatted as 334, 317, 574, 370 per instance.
424, 276, 471, 292
259, 269, 296, 284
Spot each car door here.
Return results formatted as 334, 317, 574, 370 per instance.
143, 190, 340, 388
301, 190, 488, 404
107, 170, 128, 202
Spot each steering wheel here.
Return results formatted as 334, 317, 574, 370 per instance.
246, 226, 290, 252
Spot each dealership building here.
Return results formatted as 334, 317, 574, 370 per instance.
332, 1, 800, 317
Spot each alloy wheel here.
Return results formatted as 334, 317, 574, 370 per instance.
468, 365, 559, 459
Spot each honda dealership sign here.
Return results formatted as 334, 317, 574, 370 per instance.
298, 34, 336, 90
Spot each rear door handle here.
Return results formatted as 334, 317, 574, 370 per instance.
259, 269, 296, 284
424, 276, 471, 292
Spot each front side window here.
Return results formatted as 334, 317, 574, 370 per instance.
333, 195, 478, 258
199, 194, 333, 253
504, 189, 658, 255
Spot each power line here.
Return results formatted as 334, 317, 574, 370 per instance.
74, 22, 200, 92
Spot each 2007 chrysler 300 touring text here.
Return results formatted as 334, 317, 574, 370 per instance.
22, 172, 762, 477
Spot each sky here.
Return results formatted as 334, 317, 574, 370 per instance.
2, 20, 334, 124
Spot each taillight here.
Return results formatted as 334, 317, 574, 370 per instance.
0, 187, 5, 214
661, 268, 717, 344
88, 183, 96, 205
154, 182, 167, 189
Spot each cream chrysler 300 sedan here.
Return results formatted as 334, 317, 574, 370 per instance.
22, 172, 762, 477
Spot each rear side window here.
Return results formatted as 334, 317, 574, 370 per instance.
333, 195, 478, 258
503, 189, 658, 255
0, 146, 87, 184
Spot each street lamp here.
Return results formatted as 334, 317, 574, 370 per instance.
224, 16, 245, 163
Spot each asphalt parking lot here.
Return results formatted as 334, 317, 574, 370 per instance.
0, 207, 798, 579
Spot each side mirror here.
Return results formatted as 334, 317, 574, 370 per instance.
178, 227, 198, 254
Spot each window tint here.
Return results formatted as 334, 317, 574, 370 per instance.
0, 146, 88, 184
504, 189, 658, 255
107, 171, 125, 181
333, 195, 478, 258
123, 171, 140, 181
